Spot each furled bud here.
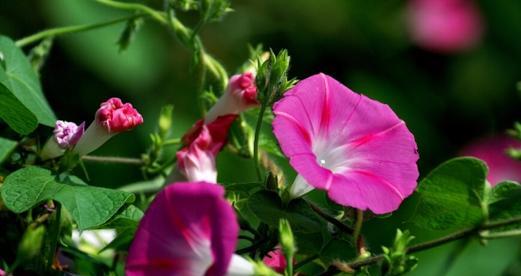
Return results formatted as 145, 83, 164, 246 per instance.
96, 97, 143, 133
204, 72, 259, 123
74, 97, 143, 156
54, 120, 85, 148
174, 115, 237, 183
40, 120, 85, 160
262, 247, 288, 273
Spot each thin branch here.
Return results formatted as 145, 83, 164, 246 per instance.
253, 103, 268, 181
81, 155, 143, 165
16, 14, 140, 47
308, 201, 354, 234
321, 215, 521, 275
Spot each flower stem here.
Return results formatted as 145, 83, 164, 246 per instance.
253, 102, 268, 181
96, 0, 166, 24
81, 155, 143, 165
16, 14, 140, 47
307, 201, 354, 234
353, 209, 364, 247
320, 215, 521, 275
295, 254, 320, 270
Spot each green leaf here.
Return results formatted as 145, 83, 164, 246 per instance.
248, 190, 323, 233
413, 157, 487, 231
0, 136, 17, 164
0, 83, 38, 134
1, 167, 135, 230
0, 36, 56, 127
100, 204, 143, 230
489, 181, 521, 204
489, 181, 521, 231
320, 238, 356, 265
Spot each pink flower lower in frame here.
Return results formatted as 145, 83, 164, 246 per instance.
126, 182, 254, 276
273, 73, 419, 214
205, 72, 259, 124
175, 115, 237, 183
460, 135, 521, 186
407, 0, 482, 53
74, 97, 143, 156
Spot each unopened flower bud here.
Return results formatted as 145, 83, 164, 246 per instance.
204, 72, 259, 123
174, 115, 236, 183
74, 97, 143, 156
40, 120, 85, 160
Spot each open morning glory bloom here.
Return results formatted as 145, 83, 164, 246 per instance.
205, 72, 258, 124
408, 0, 482, 53
40, 120, 85, 160
176, 115, 237, 183
126, 182, 254, 276
273, 73, 419, 214
74, 97, 143, 156
461, 136, 521, 186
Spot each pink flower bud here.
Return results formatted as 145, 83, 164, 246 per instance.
40, 120, 85, 160
96, 97, 143, 133
174, 115, 237, 183
205, 72, 259, 123
54, 120, 85, 149
74, 98, 143, 156
262, 247, 288, 273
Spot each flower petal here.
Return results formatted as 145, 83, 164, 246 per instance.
126, 182, 239, 276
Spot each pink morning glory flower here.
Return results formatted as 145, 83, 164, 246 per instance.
262, 248, 287, 273
40, 120, 85, 160
126, 182, 254, 276
74, 97, 143, 156
407, 0, 483, 53
176, 115, 237, 183
205, 72, 258, 124
273, 73, 419, 214
0, 268, 4, 276
460, 136, 521, 186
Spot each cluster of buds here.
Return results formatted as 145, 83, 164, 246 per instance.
173, 72, 259, 182
40, 97, 143, 160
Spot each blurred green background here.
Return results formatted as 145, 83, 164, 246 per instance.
2, 0, 521, 275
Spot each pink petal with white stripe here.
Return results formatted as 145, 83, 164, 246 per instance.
273, 73, 419, 214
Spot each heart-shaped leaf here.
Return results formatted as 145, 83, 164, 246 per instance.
1, 167, 135, 230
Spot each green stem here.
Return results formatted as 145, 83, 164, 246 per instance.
16, 15, 140, 47
96, 0, 167, 24
295, 254, 320, 270
253, 102, 268, 181
82, 155, 143, 165
321, 215, 521, 275
308, 201, 354, 234
162, 138, 181, 146
353, 209, 364, 247
480, 229, 521, 239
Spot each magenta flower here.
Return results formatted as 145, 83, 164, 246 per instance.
205, 72, 258, 123
407, 0, 483, 53
273, 73, 419, 214
262, 248, 287, 273
0, 268, 4, 276
176, 115, 237, 182
40, 120, 85, 160
461, 136, 521, 186
74, 97, 143, 156
126, 182, 254, 276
